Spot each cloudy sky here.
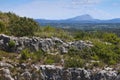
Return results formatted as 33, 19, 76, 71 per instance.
0, 0, 120, 20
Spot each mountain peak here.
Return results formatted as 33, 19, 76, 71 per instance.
71, 14, 94, 21
81, 14, 93, 18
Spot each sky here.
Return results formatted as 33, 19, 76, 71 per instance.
0, 0, 120, 20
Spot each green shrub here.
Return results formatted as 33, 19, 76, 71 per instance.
44, 54, 61, 64
35, 26, 74, 41
68, 46, 92, 59
0, 12, 40, 36
108, 59, 117, 65
68, 47, 79, 56
44, 59, 55, 65
102, 33, 120, 44
0, 22, 5, 33
8, 40, 16, 48
9, 18, 39, 37
91, 55, 99, 60
21, 49, 31, 60
34, 50, 45, 60
64, 56, 84, 68
92, 40, 118, 64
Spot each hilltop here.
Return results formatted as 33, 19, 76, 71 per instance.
0, 12, 39, 36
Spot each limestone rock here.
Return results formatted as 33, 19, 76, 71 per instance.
0, 34, 93, 54
0, 68, 14, 80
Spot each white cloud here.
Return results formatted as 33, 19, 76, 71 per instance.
9, 0, 114, 20
65, 0, 102, 11
72, 0, 101, 6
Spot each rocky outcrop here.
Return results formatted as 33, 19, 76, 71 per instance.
0, 34, 120, 80
39, 66, 120, 80
0, 62, 119, 80
0, 34, 93, 53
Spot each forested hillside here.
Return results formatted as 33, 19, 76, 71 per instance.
0, 12, 39, 36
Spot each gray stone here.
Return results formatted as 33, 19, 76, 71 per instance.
0, 68, 14, 80
21, 71, 32, 80
0, 62, 14, 68
115, 74, 120, 80
0, 34, 93, 54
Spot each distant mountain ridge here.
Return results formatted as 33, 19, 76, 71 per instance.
35, 14, 120, 23
66, 14, 94, 21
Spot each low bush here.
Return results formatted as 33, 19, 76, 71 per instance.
44, 54, 61, 65
33, 50, 45, 60
20, 49, 31, 60
8, 40, 16, 48
64, 56, 84, 68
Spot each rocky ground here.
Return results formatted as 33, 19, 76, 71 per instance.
0, 34, 93, 53
0, 34, 120, 80
0, 61, 120, 80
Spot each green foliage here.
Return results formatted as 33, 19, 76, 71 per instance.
91, 55, 99, 61
74, 31, 120, 44
43, 26, 55, 32
9, 17, 39, 36
8, 40, 16, 48
74, 31, 103, 40
33, 50, 45, 60
109, 59, 116, 65
0, 22, 5, 33
44, 59, 55, 65
44, 54, 61, 65
64, 56, 84, 68
92, 40, 119, 65
102, 33, 120, 44
0, 12, 39, 36
67, 47, 80, 56
74, 31, 88, 40
73, 30, 120, 66
68, 46, 92, 59
21, 49, 31, 60
35, 26, 74, 41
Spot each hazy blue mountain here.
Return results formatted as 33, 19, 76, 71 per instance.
35, 14, 120, 24
66, 14, 94, 21
106, 18, 120, 23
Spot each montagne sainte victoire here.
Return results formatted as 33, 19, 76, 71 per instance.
35, 14, 120, 23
